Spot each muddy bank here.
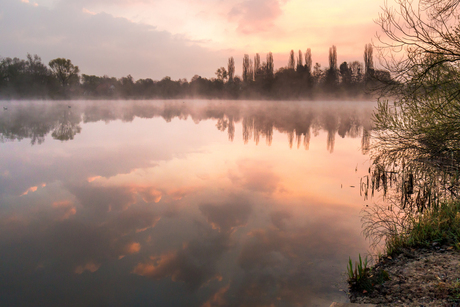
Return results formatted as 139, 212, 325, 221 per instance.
349, 246, 460, 306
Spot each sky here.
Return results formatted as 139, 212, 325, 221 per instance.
0, 0, 384, 80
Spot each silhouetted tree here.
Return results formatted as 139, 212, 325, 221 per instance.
350, 61, 363, 84
288, 50, 295, 70
266, 52, 274, 78
305, 48, 312, 75
325, 45, 339, 90
227, 57, 235, 83
296, 50, 305, 73
254, 53, 261, 80
242, 54, 253, 83
26, 54, 52, 96
340, 62, 352, 86
313, 63, 323, 85
364, 43, 374, 78
49, 58, 80, 89
0, 46, 379, 100
215, 67, 228, 82
329, 45, 338, 71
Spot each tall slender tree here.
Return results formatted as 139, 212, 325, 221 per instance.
242, 54, 253, 83
325, 46, 339, 88
254, 53, 261, 80
288, 50, 295, 70
266, 52, 274, 78
297, 50, 304, 72
227, 57, 235, 82
329, 45, 338, 71
364, 43, 374, 77
305, 49, 312, 75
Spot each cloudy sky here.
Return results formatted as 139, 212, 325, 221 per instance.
0, 0, 384, 80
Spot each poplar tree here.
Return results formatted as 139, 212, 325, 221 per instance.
288, 50, 295, 70
297, 50, 304, 72
227, 57, 235, 82
242, 54, 253, 83
266, 52, 274, 78
364, 43, 374, 77
254, 53, 261, 80
305, 49, 312, 75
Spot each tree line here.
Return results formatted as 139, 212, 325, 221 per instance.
0, 44, 389, 100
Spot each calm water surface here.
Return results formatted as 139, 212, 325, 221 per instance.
0, 100, 375, 306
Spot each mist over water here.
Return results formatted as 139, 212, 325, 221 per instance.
0, 100, 375, 306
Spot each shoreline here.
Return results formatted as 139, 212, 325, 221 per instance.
349, 246, 460, 306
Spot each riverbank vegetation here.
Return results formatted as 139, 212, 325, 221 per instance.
349, 0, 460, 303
0, 45, 389, 100
363, 0, 460, 249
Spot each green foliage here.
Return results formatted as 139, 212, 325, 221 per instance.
347, 254, 391, 294
48, 58, 80, 89
384, 201, 460, 256
449, 279, 460, 302
347, 254, 372, 292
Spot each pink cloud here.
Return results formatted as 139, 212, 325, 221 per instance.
74, 261, 101, 274
52, 201, 77, 220
126, 242, 141, 254
228, 0, 288, 34
21, 186, 38, 196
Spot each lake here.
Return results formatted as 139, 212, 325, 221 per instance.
0, 100, 375, 307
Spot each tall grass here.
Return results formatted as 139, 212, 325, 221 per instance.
385, 200, 460, 255
347, 254, 372, 292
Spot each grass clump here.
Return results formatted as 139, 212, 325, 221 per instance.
386, 200, 460, 256
347, 254, 372, 292
449, 280, 460, 303
347, 254, 390, 293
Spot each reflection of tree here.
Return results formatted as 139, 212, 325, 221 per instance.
364, 0, 460, 211
323, 112, 338, 153
51, 110, 81, 141
360, 0, 460, 255
216, 115, 235, 141
0, 101, 374, 150
0, 104, 71, 145
361, 129, 370, 154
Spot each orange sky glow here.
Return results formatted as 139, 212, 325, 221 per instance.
2, 0, 385, 79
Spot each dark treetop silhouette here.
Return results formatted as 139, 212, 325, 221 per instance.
0, 45, 389, 100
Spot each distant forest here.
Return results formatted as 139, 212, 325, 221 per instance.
0, 44, 389, 100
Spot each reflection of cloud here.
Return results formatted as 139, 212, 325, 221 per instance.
231, 221, 363, 306
201, 285, 230, 307
70, 185, 137, 213
126, 242, 141, 254
87, 176, 101, 182
21, 186, 38, 196
82, 7, 96, 15
137, 187, 162, 203
52, 201, 77, 220
269, 209, 292, 230
229, 159, 281, 194
74, 261, 101, 274
133, 233, 230, 290
199, 200, 252, 233
107, 203, 161, 234
70, 184, 163, 233
167, 187, 196, 201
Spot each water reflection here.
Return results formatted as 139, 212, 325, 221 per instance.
0, 100, 373, 153
0, 100, 374, 306
360, 99, 460, 252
